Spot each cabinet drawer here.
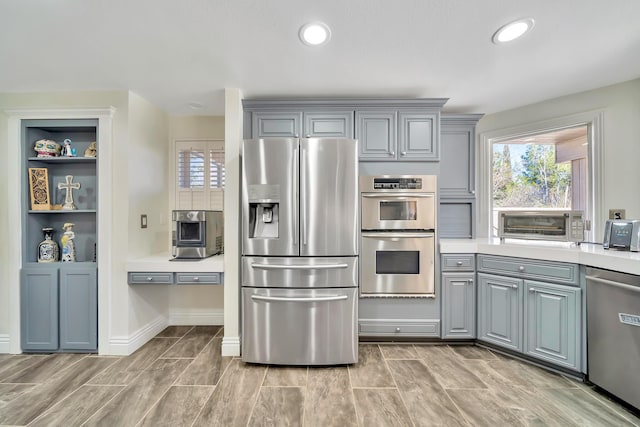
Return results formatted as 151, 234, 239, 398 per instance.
441, 254, 475, 271
128, 272, 174, 284
175, 272, 223, 285
477, 255, 578, 286
359, 320, 439, 337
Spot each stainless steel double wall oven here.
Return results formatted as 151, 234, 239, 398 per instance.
241, 137, 359, 366
360, 175, 437, 297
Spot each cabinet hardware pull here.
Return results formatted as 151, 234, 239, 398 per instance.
468, 279, 474, 284
395, 327, 401, 332
147, 277, 153, 281
400, 151, 406, 156
456, 261, 463, 266
511, 284, 518, 289
518, 266, 525, 272
194, 277, 199, 281
390, 151, 395, 156
529, 288, 536, 293
305, 134, 310, 138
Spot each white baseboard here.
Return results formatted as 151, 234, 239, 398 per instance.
222, 336, 241, 357
0, 334, 10, 354
106, 315, 168, 356
169, 308, 224, 326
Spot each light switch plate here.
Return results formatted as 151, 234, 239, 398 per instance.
141, 214, 148, 228
609, 209, 626, 220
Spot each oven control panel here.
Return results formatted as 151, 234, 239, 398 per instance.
373, 177, 422, 190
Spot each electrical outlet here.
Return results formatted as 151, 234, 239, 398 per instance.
608, 209, 626, 220
140, 214, 148, 228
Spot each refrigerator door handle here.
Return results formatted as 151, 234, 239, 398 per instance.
293, 144, 299, 246
361, 232, 434, 238
361, 193, 435, 198
301, 145, 307, 246
251, 263, 349, 270
251, 294, 348, 303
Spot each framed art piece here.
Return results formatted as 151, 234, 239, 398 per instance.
28, 167, 51, 210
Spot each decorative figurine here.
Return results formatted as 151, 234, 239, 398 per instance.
57, 175, 81, 210
84, 142, 97, 158
38, 227, 59, 263
33, 139, 61, 158
61, 138, 74, 157
60, 223, 76, 262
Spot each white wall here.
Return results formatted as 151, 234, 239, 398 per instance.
167, 115, 225, 324
476, 78, 640, 236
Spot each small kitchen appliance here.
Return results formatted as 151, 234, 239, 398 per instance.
603, 219, 640, 251
172, 210, 223, 259
498, 210, 584, 243
241, 137, 359, 366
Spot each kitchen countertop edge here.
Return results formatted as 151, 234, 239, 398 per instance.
126, 253, 224, 273
440, 238, 640, 276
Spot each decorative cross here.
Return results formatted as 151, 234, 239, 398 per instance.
58, 175, 81, 210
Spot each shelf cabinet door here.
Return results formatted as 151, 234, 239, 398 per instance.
524, 280, 581, 370
59, 266, 98, 351
20, 267, 59, 351
442, 272, 476, 339
440, 120, 475, 197
356, 111, 397, 160
397, 111, 439, 161
478, 273, 523, 351
251, 112, 302, 138
303, 112, 353, 138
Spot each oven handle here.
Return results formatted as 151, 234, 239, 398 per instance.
361, 232, 434, 238
362, 193, 434, 198
251, 295, 348, 303
251, 263, 349, 270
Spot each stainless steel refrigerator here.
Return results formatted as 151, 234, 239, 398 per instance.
241, 137, 359, 365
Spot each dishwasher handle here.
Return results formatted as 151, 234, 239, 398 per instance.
586, 275, 640, 293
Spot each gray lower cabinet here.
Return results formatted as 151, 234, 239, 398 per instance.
21, 265, 97, 352
477, 255, 582, 371
441, 254, 476, 339
477, 273, 523, 351
250, 111, 353, 138
128, 272, 224, 285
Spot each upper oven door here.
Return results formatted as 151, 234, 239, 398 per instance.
361, 193, 435, 230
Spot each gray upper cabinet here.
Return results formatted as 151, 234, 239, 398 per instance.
440, 114, 483, 198
251, 112, 302, 138
355, 111, 396, 160
397, 111, 439, 160
303, 112, 353, 138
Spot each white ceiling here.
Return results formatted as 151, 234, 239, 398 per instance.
1, 0, 639, 116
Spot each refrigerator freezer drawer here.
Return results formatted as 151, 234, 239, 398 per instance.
242, 287, 358, 365
242, 256, 358, 288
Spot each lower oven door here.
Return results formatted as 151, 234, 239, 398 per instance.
361, 231, 435, 296
242, 287, 358, 365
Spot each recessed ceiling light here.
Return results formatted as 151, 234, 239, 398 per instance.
492, 18, 535, 44
299, 22, 331, 46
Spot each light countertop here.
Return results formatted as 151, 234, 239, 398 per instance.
440, 238, 640, 275
126, 253, 224, 273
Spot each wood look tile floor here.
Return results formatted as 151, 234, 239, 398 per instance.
1, 327, 639, 427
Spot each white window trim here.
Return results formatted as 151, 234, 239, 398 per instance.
478, 110, 604, 241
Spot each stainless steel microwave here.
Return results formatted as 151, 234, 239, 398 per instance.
498, 210, 584, 243
603, 219, 640, 251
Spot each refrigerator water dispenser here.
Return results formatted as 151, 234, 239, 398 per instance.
249, 203, 279, 238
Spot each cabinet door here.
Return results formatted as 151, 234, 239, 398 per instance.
442, 272, 476, 339
303, 112, 353, 138
397, 112, 439, 161
524, 280, 581, 370
439, 201, 475, 238
252, 112, 302, 138
59, 266, 98, 351
440, 122, 475, 197
21, 267, 59, 351
355, 111, 396, 160
477, 273, 522, 351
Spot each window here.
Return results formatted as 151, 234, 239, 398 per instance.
491, 126, 588, 235
175, 139, 225, 210
478, 111, 604, 241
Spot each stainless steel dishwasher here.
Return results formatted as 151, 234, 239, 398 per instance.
586, 267, 640, 409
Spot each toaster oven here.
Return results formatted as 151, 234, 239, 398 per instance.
498, 210, 584, 243
603, 220, 640, 251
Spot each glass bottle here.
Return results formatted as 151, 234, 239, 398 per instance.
38, 227, 59, 263
61, 222, 77, 262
